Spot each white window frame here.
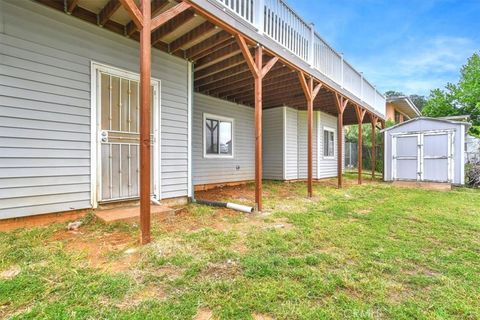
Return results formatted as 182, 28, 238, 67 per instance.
90, 61, 161, 208
203, 112, 234, 159
323, 126, 336, 159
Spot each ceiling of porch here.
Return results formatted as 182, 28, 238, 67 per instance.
35, 0, 376, 126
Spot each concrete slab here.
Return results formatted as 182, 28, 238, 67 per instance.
95, 205, 176, 223
392, 180, 452, 191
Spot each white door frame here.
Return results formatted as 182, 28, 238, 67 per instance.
90, 62, 161, 208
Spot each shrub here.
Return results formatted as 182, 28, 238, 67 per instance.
465, 162, 480, 188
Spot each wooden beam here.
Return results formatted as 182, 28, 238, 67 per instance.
205, 65, 289, 95
194, 41, 240, 70
381, 120, 385, 181
195, 63, 249, 88
138, 0, 151, 244
67, 0, 79, 13
354, 105, 366, 185
187, 31, 233, 60
307, 76, 314, 197
119, 0, 144, 30
254, 46, 263, 211
297, 72, 322, 197
151, 10, 195, 46
298, 72, 312, 101
194, 54, 245, 79
169, 22, 217, 53
334, 94, 348, 188
150, 2, 192, 32
126, 0, 169, 36
215, 68, 293, 97
261, 57, 279, 78
369, 113, 378, 180
236, 34, 259, 77
98, 0, 122, 26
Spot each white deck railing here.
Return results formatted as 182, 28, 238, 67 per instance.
213, 0, 386, 116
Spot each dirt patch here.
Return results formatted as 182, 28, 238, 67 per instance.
199, 260, 241, 280
194, 308, 213, 320
51, 229, 139, 271
0, 265, 21, 279
116, 285, 167, 309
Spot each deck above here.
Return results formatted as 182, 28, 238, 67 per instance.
194, 0, 386, 118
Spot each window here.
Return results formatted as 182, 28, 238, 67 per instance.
323, 128, 335, 158
204, 113, 233, 157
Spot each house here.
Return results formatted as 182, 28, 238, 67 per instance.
0, 0, 386, 240
386, 96, 421, 123
383, 117, 469, 185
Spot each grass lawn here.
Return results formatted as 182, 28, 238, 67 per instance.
1, 177, 479, 319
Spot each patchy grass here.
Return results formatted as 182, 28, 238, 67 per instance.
1, 177, 479, 319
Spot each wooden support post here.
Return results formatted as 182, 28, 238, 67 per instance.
139, 0, 152, 245
235, 35, 278, 211
298, 73, 322, 197
254, 46, 263, 211
334, 94, 348, 188
354, 105, 366, 184
370, 114, 378, 180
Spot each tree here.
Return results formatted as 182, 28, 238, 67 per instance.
409, 94, 427, 111
422, 88, 459, 117
422, 52, 480, 136
384, 90, 404, 98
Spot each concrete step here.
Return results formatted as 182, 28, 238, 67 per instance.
95, 205, 175, 223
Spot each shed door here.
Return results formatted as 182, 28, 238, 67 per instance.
422, 132, 453, 182
97, 68, 160, 203
394, 134, 419, 181
393, 131, 454, 183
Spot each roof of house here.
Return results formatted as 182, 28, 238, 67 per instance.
386, 96, 422, 119
381, 116, 471, 133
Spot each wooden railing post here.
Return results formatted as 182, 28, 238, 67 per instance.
254, 0, 265, 34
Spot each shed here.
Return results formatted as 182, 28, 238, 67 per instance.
383, 117, 470, 185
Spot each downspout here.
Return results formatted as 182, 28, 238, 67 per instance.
188, 61, 194, 201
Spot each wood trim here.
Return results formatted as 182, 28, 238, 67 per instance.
150, 1, 192, 32
169, 21, 217, 53
126, 0, 169, 36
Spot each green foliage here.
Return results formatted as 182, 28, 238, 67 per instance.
422, 52, 480, 136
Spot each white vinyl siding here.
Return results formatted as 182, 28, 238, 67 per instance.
297, 111, 318, 179
0, 1, 188, 219
262, 107, 284, 180
284, 107, 299, 180
193, 94, 254, 185
317, 112, 341, 178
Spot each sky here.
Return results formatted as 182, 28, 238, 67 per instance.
291, 0, 480, 96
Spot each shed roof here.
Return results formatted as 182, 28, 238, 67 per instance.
381, 116, 471, 133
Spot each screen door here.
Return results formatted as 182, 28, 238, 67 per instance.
97, 68, 159, 202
